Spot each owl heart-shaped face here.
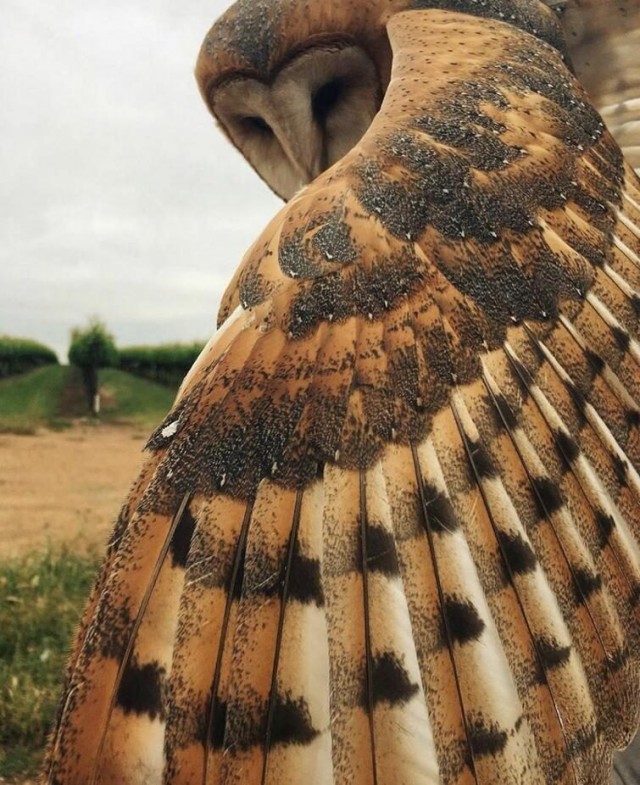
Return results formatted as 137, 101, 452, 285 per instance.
209, 43, 381, 200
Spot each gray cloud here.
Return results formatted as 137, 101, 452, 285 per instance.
0, 0, 281, 359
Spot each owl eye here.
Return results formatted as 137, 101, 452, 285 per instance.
312, 78, 344, 123
242, 115, 272, 134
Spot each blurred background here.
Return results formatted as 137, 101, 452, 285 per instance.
0, 0, 279, 780
1, 0, 280, 360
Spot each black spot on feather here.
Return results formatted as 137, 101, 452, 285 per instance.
208, 693, 319, 751
289, 542, 324, 606
491, 393, 519, 431
626, 409, 640, 428
270, 694, 320, 747
584, 348, 605, 374
573, 568, 602, 604
567, 381, 587, 415
468, 716, 508, 757
425, 486, 459, 535
536, 636, 572, 671
443, 596, 486, 645
170, 506, 197, 569
531, 476, 564, 518
370, 652, 420, 707
612, 454, 629, 486
116, 660, 165, 720
554, 430, 580, 467
612, 326, 631, 352
497, 530, 538, 575
229, 543, 247, 601
366, 523, 400, 577
567, 725, 598, 757
595, 510, 616, 547
608, 647, 630, 672
310, 210, 358, 266
469, 440, 498, 478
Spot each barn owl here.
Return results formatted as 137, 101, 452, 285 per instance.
45, 1, 640, 784
560, 0, 640, 170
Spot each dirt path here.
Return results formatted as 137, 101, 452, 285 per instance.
0, 424, 150, 559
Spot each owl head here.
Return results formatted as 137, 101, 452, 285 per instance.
194, 0, 570, 200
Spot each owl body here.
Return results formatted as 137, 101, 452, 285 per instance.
561, 0, 640, 168
45, 2, 640, 784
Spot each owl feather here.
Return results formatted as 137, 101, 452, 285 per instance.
45, 2, 640, 784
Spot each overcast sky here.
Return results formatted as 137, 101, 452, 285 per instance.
0, 0, 281, 360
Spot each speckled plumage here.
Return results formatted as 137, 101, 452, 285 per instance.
45, 2, 640, 784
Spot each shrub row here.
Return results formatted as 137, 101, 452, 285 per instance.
118, 342, 205, 387
0, 332, 203, 388
0, 337, 58, 379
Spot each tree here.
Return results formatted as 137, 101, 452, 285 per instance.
68, 319, 118, 416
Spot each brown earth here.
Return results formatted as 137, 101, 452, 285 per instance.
1, 777, 48, 785
0, 424, 150, 559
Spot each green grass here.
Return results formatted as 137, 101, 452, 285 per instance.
99, 368, 176, 427
0, 366, 70, 434
0, 365, 176, 433
0, 549, 101, 779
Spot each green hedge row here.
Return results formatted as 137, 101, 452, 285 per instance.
0, 335, 204, 387
118, 342, 205, 387
0, 337, 59, 379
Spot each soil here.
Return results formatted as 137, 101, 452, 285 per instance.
1, 776, 49, 785
0, 423, 150, 559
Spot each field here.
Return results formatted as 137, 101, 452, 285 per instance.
0, 365, 175, 435
0, 367, 70, 435
0, 367, 175, 781
0, 549, 101, 781
0, 425, 148, 559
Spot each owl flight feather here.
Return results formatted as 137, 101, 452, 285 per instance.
45, 1, 640, 783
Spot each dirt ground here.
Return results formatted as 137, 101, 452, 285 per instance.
0, 424, 150, 559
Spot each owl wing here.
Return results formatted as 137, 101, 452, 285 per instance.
558, 0, 640, 168
45, 8, 640, 785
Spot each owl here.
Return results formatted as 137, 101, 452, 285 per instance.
45, 1, 640, 784
560, 0, 639, 170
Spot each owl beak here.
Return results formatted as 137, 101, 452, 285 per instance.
287, 140, 324, 185
272, 114, 324, 185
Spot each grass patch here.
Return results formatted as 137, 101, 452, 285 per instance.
99, 368, 175, 428
0, 549, 101, 779
0, 366, 69, 434
0, 365, 175, 433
